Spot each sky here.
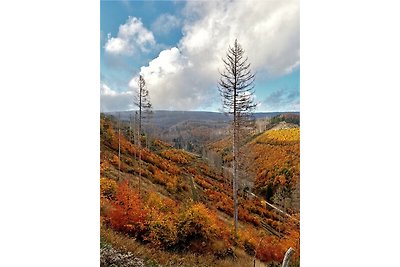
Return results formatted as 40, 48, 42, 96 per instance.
100, 0, 300, 112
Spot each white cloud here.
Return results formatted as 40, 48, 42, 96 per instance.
100, 82, 117, 96
180, 0, 299, 77
105, 17, 155, 55
151, 14, 181, 35
127, 0, 299, 110
100, 82, 133, 112
129, 47, 211, 110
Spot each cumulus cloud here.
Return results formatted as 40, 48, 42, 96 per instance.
100, 82, 133, 112
129, 47, 212, 110
151, 14, 181, 35
105, 17, 156, 55
180, 0, 299, 76
127, 0, 299, 110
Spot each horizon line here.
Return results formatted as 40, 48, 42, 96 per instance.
101, 109, 300, 114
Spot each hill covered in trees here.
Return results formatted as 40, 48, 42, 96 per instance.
104, 110, 299, 156
207, 121, 300, 214
100, 115, 300, 266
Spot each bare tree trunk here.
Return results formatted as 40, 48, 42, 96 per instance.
138, 81, 142, 195
233, 116, 238, 235
134, 75, 151, 195
138, 121, 141, 195
134, 112, 137, 160
118, 112, 121, 181
129, 113, 132, 143
281, 247, 295, 267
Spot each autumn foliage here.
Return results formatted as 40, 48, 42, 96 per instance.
101, 178, 231, 253
178, 203, 229, 245
100, 117, 300, 264
238, 227, 299, 263
254, 128, 300, 143
160, 148, 194, 165
246, 128, 300, 213
100, 177, 117, 199
108, 181, 147, 236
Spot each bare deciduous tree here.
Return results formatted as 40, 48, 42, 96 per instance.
218, 39, 256, 235
134, 75, 152, 194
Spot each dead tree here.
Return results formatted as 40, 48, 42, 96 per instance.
218, 39, 256, 235
282, 247, 295, 267
118, 112, 121, 181
134, 75, 152, 194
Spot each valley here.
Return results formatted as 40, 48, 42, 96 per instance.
100, 112, 300, 266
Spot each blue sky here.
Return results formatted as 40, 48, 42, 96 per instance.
100, 0, 299, 112
100, 1, 184, 95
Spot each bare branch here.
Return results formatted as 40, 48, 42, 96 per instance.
217, 39, 256, 236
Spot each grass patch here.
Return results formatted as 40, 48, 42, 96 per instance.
100, 226, 256, 267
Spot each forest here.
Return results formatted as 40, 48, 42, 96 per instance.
100, 113, 300, 266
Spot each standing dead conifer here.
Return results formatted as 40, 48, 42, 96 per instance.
134, 75, 152, 194
218, 39, 256, 235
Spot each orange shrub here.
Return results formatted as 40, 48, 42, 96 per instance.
100, 178, 117, 199
145, 192, 178, 213
194, 175, 213, 190
280, 228, 300, 260
140, 193, 180, 248
141, 149, 181, 175
146, 212, 178, 248
187, 167, 197, 175
177, 203, 228, 245
252, 128, 299, 144
199, 163, 225, 182
111, 155, 119, 166
100, 161, 110, 175
108, 181, 147, 236
110, 155, 128, 172
238, 228, 260, 256
160, 149, 194, 165
238, 207, 260, 226
206, 189, 233, 216
152, 139, 172, 150
256, 237, 285, 263
152, 169, 178, 193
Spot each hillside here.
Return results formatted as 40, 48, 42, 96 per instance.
100, 115, 300, 266
103, 111, 299, 156
248, 128, 300, 213
105, 110, 299, 129
208, 121, 300, 213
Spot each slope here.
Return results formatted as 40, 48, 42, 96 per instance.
100, 115, 300, 266
208, 120, 300, 214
